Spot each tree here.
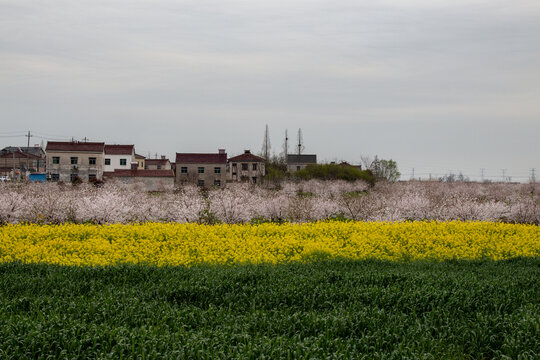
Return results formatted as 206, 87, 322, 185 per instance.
362, 156, 400, 182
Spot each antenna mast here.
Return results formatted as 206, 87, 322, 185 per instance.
297, 128, 305, 155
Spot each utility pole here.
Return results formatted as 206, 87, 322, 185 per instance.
481, 168, 484, 182
502, 169, 507, 183
24, 131, 33, 177
411, 168, 415, 180
531, 168, 536, 183
261, 124, 271, 160
283, 129, 289, 167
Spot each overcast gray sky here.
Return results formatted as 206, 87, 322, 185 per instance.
1, 0, 539, 181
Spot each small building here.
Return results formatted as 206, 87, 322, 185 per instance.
135, 154, 146, 169
46, 141, 105, 182
228, 150, 266, 184
104, 145, 136, 172
175, 149, 227, 187
287, 154, 317, 173
103, 168, 175, 191
145, 156, 171, 170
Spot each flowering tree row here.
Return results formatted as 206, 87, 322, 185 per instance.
0, 180, 538, 224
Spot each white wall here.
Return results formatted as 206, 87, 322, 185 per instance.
104, 154, 135, 172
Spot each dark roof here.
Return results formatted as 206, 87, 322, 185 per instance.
176, 152, 227, 164
287, 154, 317, 164
1, 146, 45, 157
46, 141, 105, 153
104, 145, 134, 155
135, 153, 146, 159
0, 151, 41, 159
145, 158, 170, 165
103, 169, 175, 178
228, 152, 266, 162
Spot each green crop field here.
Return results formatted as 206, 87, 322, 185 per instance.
1, 260, 539, 359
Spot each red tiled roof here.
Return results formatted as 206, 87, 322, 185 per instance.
103, 169, 174, 178
104, 145, 134, 155
46, 141, 104, 153
145, 158, 170, 165
228, 152, 266, 162
176, 153, 227, 164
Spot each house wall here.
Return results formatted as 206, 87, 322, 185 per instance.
0, 155, 45, 176
175, 163, 227, 187
229, 161, 266, 183
46, 151, 104, 182
111, 176, 174, 191
287, 163, 312, 173
104, 154, 135, 172
146, 161, 171, 170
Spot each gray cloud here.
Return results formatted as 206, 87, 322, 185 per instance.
1, 0, 539, 180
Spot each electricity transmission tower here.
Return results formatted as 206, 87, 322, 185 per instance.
260, 124, 271, 160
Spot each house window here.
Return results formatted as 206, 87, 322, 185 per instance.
197, 179, 205, 187
120, 159, 127, 166
297, 166, 301, 171
52, 157, 60, 164
157, 165, 161, 170
88, 174, 96, 181
70, 157, 78, 165
252, 164, 257, 171
214, 167, 221, 174
241, 163, 248, 171
252, 177, 257, 184
181, 167, 188, 174
105, 158, 111, 165
89, 157, 96, 165
70, 174, 78, 182
214, 179, 221, 187
198, 167, 204, 174
51, 174, 59, 181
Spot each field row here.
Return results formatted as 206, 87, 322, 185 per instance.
1, 221, 538, 266
1, 260, 539, 359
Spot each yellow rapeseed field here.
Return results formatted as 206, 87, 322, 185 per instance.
0, 222, 538, 266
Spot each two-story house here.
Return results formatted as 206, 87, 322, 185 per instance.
228, 150, 266, 184
104, 145, 136, 172
175, 149, 227, 187
46, 141, 105, 182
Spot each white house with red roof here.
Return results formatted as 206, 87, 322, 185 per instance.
175, 149, 227, 187
104, 145, 136, 172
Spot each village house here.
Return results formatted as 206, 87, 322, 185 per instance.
287, 154, 317, 173
145, 156, 171, 170
104, 145, 136, 172
228, 150, 266, 184
45, 141, 105, 182
175, 149, 227, 187
0, 146, 46, 179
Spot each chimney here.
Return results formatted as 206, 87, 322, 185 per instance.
218, 149, 225, 155
161, 155, 166, 160
244, 150, 251, 154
